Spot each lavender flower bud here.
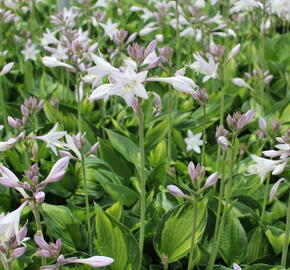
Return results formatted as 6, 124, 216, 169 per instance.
188, 161, 197, 184
144, 40, 157, 58
7, 116, 21, 129
264, 75, 273, 85
152, 92, 162, 115
258, 117, 267, 131
269, 178, 285, 201
12, 247, 26, 259
87, 142, 100, 156
203, 172, 219, 189
35, 191, 45, 204
217, 136, 228, 151
167, 185, 186, 198
21, 105, 29, 117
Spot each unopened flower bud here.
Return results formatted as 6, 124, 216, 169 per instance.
264, 75, 273, 85
204, 172, 218, 189
21, 105, 29, 117
217, 136, 228, 151
258, 116, 267, 131
271, 119, 281, 133
269, 178, 285, 201
87, 142, 99, 156
188, 161, 197, 184
7, 116, 21, 129
12, 247, 26, 259
35, 191, 45, 204
167, 185, 186, 198
152, 92, 162, 115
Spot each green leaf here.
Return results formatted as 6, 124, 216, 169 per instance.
219, 210, 248, 264
106, 201, 123, 221
41, 203, 84, 252
96, 170, 138, 206
245, 228, 270, 263
106, 129, 140, 167
265, 226, 286, 254
94, 205, 140, 270
153, 199, 207, 263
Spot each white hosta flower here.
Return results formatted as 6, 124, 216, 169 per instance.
190, 53, 218, 82
227, 44, 241, 61
230, 0, 263, 13
0, 164, 29, 198
233, 263, 242, 270
34, 123, 66, 155
41, 29, 59, 46
42, 57, 74, 69
247, 155, 283, 183
147, 76, 198, 94
44, 44, 68, 60
0, 201, 28, 245
100, 19, 119, 40
0, 132, 24, 152
64, 134, 82, 160
21, 41, 40, 61
185, 130, 203, 153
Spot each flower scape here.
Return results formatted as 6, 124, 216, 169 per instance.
0, 0, 289, 269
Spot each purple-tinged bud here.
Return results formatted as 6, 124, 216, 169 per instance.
32, 141, 38, 160
269, 178, 285, 201
50, 98, 58, 107
188, 161, 197, 184
204, 172, 219, 189
158, 46, 173, 62
217, 136, 228, 151
255, 130, 265, 140
271, 119, 281, 133
39, 157, 70, 186
258, 117, 267, 131
7, 116, 21, 129
22, 116, 28, 125
244, 72, 252, 79
195, 164, 205, 180
233, 263, 242, 270
272, 162, 287, 175
22, 181, 31, 190
167, 185, 186, 198
237, 109, 255, 130
37, 100, 44, 111
226, 114, 234, 128
126, 32, 137, 44
147, 56, 162, 69
0, 62, 14, 76
12, 247, 26, 259
57, 255, 65, 263
232, 78, 252, 90
87, 142, 100, 156
35, 191, 45, 204
215, 124, 228, 139
253, 69, 261, 77
55, 239, 62, 250
152, 92, 162, 116
264, 75, 273, 85
192, 88, 208, 105
21, 105, 29, 117
131, 98, 139, 114
36, 249, 51, 258
34, 236, 49, 249
227, 44, 240, 61
144, 40, 157, 58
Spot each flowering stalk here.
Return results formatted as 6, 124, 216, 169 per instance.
259, 175, 270, 226
0, 25, 7, 131
187, 194, 198, 270
82, 154, 92, 254
175, 0, 181, 68
207, 151, 226, 269
281, 189, 290, 268
201, 104, 206, 165
167, 86, 173, 169
207, 133, 237, 270
137, 100, 146, 269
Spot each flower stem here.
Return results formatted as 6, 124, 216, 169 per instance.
167, 86, 173, 168
32, 202, 46, 266
175, 0, 181, 68
207, 150, 226, 269
201, 104, 206, 165
137, 101, 146, 269
187, 195, 198, 270
81, 155, 92, 254
281, 189, 290, 268
260, 175, 270, 226
207, 133, 237, 270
